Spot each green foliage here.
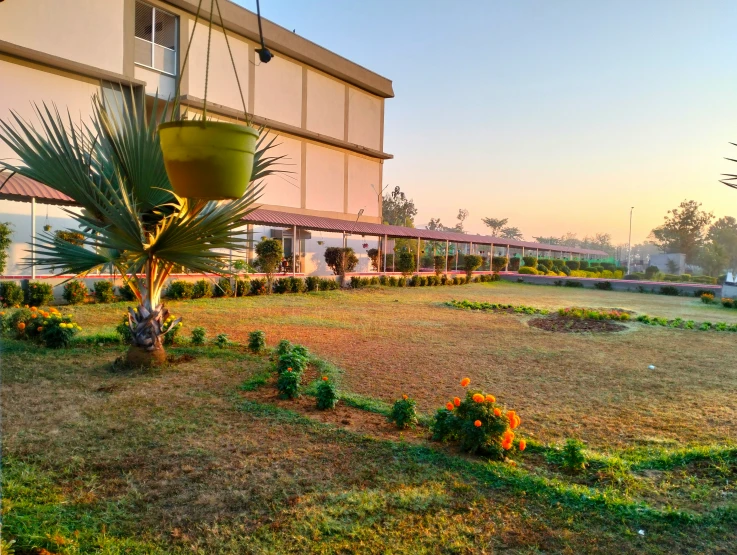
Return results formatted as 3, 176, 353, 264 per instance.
319, 278, 339, 290
659, 286, 679, 296
578, 260, 590, 270
215, 333, 229, 348
277, 347, 309, 375
249, 277, 268, 295
274, 276, 306, 294
116, 313, 132, 343
564, 280, 583, 288
191, 326, 206, 346
565, 260, 580, 271
324, 247, 359, 276
316, 378, 338, 410
248, 330, 266, 354
0, 281, 25, 307
214, 277, 232, 297
393, 250, 415, 276
388, 396, 419, 429
447, 299, 549, 315
561, 439, 587, 472
162, 313, 182, 346
645, 265, 660, 279
594, 281, 613, 290
507, 257, 521, 271
366, 248, 381, 272
305, 276, 320, 291
382, 185, 417, 227
518, 266, 538, 275
0, 221, 12, 275
192, 279, 212, 299
433, 255, 446, 275
463, 254, 483, 278
558, 307, 630, 321
93, 280, 115, 303
118, 282, 137, 301
650, 200, 713, 263
167, 280, 194, 300
538, 258, 554, 270
491, 256, 508, 271
522, 256, 538, 267
25, 281, 54, 307
12, 307, 80, 348
255, 238, 283, 288
62, 279, 87, 304
276, 367, 302, 399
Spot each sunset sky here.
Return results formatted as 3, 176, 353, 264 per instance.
238, 0, 737, 245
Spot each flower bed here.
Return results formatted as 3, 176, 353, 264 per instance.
446, 299, 549, 315
557, 307, 631, 321
636, 314, 737, 332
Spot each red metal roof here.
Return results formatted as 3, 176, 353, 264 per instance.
245, 208, 609, 256
0, 173, 75, 206
0, 174, 608, 256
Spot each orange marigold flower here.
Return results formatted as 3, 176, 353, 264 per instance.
453, 397, 461, 407
518, 440, 527, 451
494, 407, 502, 417
322, 376, 328, 381
474, 420, 482, 427
503, 430, 514, 442
472, 393, 484, 403
486, 394, 496, 403
402, 394, 408, 400
37, 326, 43, 332
502, 441, 512, 450
507, 411, 521, 429
460, 377, 471, 387
287, 368, 292, 372
446, 402, 454, 411
17, 322, 26, 330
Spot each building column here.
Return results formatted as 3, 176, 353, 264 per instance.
417, 236, 421, 274
384, 235, 388, 273
445, 240, 449, 273
489, 243, 493, 271
31, 197, 36, 279
505, 245, 510, 272
292, 225, 297, 276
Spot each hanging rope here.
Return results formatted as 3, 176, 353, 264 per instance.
202, 0, 216, 121
172, 0, 204, 116
214, 0, 249, 121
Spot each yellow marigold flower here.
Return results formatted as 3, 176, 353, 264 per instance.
472, 393, 484, 403
486, 394, 496, 403
460, 377, 471, 387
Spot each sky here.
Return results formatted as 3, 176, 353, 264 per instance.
234, 0, 737, 245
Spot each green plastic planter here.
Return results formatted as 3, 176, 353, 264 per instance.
158, 120, 259, 200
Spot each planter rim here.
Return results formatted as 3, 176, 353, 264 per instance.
159, 120, 258, 136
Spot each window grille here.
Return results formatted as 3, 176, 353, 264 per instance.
134, 1, 177, 75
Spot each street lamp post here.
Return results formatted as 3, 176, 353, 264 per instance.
627, 206, 634, 274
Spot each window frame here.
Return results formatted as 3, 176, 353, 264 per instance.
134, 1, 178, 76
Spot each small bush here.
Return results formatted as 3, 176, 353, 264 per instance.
319, 278, 339, 291
388, 396, 419, 429
518, 266, 538, 275
659, 286, 679, 296
167, 280, 194, 300
564, 280, 583, 288
192, 279, 212, 299
508, 257, 521, 272
162, 314, 182, 346
214, 277, 232, 297
118, 282, 137, 301
248, 330, 266, 354
0, 281, 25, 307
564, 260, 580, 271
62, 279, 87, 305
305, 276, 320, 291
191, 326, 206, 346
94, 280, 115, 303
491, 256, 508, 271
316, 377, 338, 410
594, 281, 613, 291
115, 313, 132, 343
463, 255, 483, 278
522, 256, 538, 267
433, 255, 446, 275
276, 339, 292, 357
350, 276, 362, 289
721, 297, 735, 308
250, 278, 268, 295
701, 292, 715, 304
397, 277, 407, 287
539, 259, 554, 270
277, 368, 301, 399
645, 265, 660, 279
215, 333, 229, 348
561, 439, 587, 473
25, 281, 54, 307
578, 260, 590, 270
396, 251, 416, 276
388, 276, 398, 287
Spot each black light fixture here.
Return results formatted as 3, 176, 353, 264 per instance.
255, 0, 273, 63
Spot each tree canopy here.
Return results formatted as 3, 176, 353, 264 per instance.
481, 217, 508, 236
382, 186, 417, 227
648, 200, 713, 263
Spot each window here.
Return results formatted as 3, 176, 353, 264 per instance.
135, 1, 177, 75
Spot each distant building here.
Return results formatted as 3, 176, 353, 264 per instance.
649, 253, 686, 274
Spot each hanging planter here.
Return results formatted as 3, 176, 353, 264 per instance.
159, 0, 272, 200
317, 241, 324, 246
43, 224, 52, 232
159, 121, 258, 200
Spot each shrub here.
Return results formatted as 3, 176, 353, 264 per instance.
349, 276, 363, 289
167, 280, 194, 300
388, 395, 419, 429
594, 281, 613, 291
316, 377, 338, 410
388, 276, 398, 286
115, 313, 132, 343
234, 278, 249, 297
564, 280, 583, 288
16, 307, 81, 348
539, 258, 554, 270
277, 367, 301, 399
276, 339, 293, 357
396, 250, 416, 276
162, 314, 182, 346
366, 248, 381, 272
721, 297, 735, 308
214, 277, 232, 297
680, 274, 692, 282
319, 278, 339, 290
565, 260, 580, 271
248, 330, 266, 354
255, 237, 284, 290
9, 307, 33, 338
578, 260, 590, 270
215, 333, 229, 348
645, 265, 660, 279
324, 246, 358, 276
419, 276, 428, 286
274, 277, 292, 293
118, 282, 137, 301
433, 255, 446, 275
561, 439, 587, 472
62, 280, 87, 304
522, 256, 538, 267
464, 255, 483, 279
536, 264, 547, 273
659, 286, 679, 296
192, 279, 212, 299
518, 266, 538, 275
379, 275, 388, 286
558, 265, 571, 276
508, 257, 521, 271
250, 278, 268, 295
191, 326, 206, 346
397, 277, 407, 287
26, 282, 54, 307
491, 256, 508, 271
305, 276, 320, 291
558, 307, 630, 321
0, 281, 25, 307
431, 384, 523, 460
94, 280, 115, 303
701, 293, 715, 304
694, 289, 712, 298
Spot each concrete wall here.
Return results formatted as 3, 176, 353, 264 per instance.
500, 273, 720, 295
1, 0, 126, 75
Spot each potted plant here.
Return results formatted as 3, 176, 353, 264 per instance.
43, 224, 52, 232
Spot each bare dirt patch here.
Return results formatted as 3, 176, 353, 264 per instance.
528, 316, 628, 333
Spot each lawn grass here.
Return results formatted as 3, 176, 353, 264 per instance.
2, 281, 736, 553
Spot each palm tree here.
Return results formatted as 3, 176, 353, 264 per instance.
0, 94, 283, 366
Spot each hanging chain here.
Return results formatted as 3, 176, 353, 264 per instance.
202, 0, 216, 121
173, 0, 204, 117
214, 0, 249, 122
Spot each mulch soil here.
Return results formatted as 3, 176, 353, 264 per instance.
528, 316, 627, 333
